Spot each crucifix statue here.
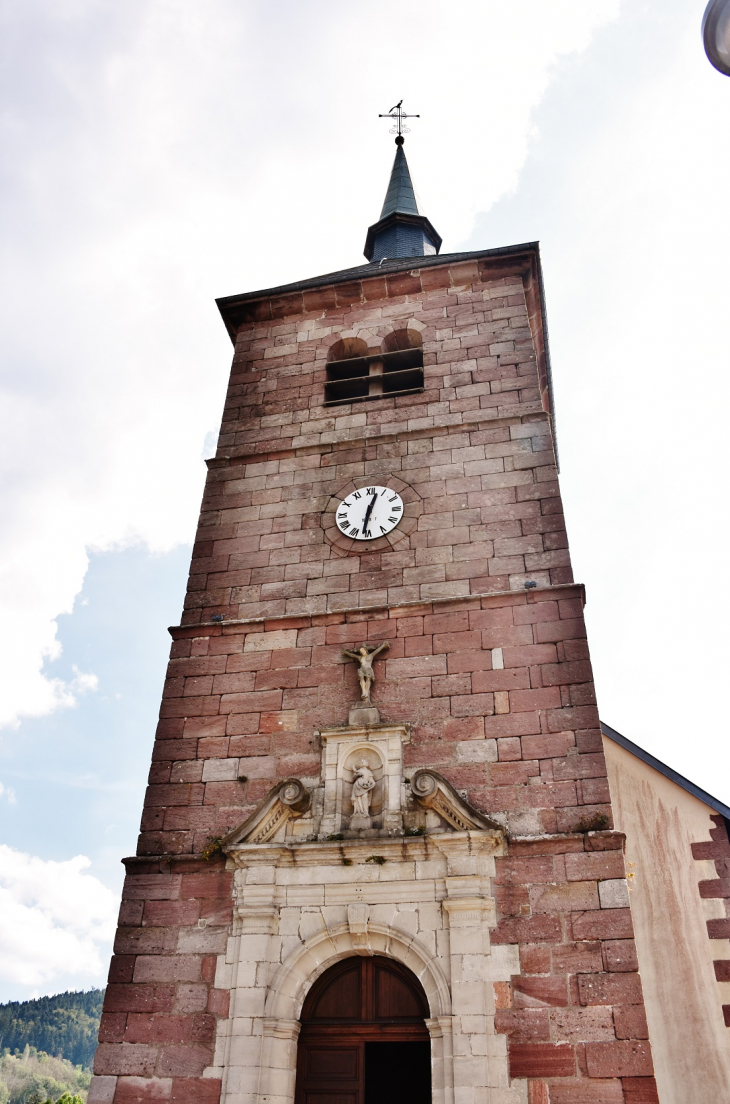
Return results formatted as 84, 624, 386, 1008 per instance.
342, 642, 390, 702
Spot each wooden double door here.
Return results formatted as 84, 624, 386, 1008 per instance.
295, 956, 432, 1104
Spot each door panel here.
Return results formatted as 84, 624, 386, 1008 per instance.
305, 1047, 359, 1080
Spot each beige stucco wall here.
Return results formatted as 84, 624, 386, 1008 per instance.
603, 736, 730, 1103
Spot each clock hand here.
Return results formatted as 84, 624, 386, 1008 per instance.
363, 492, 378, 530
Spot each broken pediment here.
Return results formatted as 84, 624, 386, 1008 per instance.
409, 769, 503, 834
222, 778, 311, 847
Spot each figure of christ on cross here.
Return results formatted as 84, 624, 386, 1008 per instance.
341, 642, 390, 701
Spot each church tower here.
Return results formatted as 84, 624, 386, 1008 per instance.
90, 121, 659, 1104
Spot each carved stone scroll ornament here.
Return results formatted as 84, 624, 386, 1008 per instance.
410, 769, 503, 833
221, 778, 310, 848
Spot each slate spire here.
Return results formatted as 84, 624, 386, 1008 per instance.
364, 135, 442, 263
379, 140, 419, 219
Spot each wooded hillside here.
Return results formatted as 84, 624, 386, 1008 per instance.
0, 991, 103, 1070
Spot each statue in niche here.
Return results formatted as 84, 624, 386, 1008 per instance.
342, 641, 390, 701
351, 760, 376, 817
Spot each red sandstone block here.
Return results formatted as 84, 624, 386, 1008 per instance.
551, 942, 603, 975
423, 611, 470, 633
133, 956, 203, 984
491, 760, 540, 785
494, 1008, 550, 1040
577, 972, 643, 1006
691, 839, 730, 859
527, 1082, 549, 1104
471, 667, 530, 690
579, 778, 611, 805
510, 686, 561, 712
513, 601, 559, 625
503, 644, 557, 668
155, 1044, 212, 1078
621, 1077, 660, 1103
208, 988, 230, 1018
531, 882, 599, 914
114, 1077, 173, 1104
143, 900, 200, 927
98, 1012, 126, 1044
552, 754, 605, 786
520, 733, 574, 759
218, 690, 283, 714
540, 661, 593, 687
520, 944, 551, 973
548, 1007, 615, 1043
509, 835, 585, 856
483, 712, 541, 738
548, 1083, 624, 1104
613, 1004, 649, 1040
122, 875, 182, 902
497, 856, 556, 885
386, 654, 447, 678
170, 1077, 222, 1104
115, 928, 176, 956
451, 692, 495, 717
512, 975, 568, 1008
108, 956, 136, 984
94, 1043, 157, 1078
481, 624, 534, 648
571, 909, 633, 941
443, 716, 485, 740
125, 1015, 194, 1046
565, 852, 624, 881
699, 879, 730, 898
491, 916, 563, 944
585, 1041, 652, 1078
556, 806, 613, 834
602, 940, 639, 973
707, 917, 730, 938
522, 782, 577, 810
432, 629, 483, 653
509, 1043, 576, 1078
547, 706, 600, 733
498, 736, 522, 761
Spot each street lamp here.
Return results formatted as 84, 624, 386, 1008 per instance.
703, 0, 730, 75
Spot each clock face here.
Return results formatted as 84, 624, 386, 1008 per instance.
336, 485, 404, 540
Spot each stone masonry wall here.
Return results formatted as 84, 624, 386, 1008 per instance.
91, 253, 659, 1104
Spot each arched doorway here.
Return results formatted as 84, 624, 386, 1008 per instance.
295, 956, 432, 1104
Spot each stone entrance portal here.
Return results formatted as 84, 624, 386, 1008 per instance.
295, 957, 431, 1104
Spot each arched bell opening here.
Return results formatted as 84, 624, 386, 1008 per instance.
295, 955, 432, 1104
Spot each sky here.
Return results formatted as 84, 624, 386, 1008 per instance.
0, 0, 728, 1002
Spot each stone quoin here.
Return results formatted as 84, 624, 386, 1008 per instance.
87, 121, 690, 1104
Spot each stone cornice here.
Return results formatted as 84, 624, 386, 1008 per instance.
169, 581, 586, 639
205, 410, 551, 471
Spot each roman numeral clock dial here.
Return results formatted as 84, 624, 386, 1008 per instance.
336, 485, 404, 540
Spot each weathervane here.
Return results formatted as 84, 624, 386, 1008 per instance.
379, 100, 419, 143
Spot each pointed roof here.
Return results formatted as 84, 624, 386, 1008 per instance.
380, 141, 419, 219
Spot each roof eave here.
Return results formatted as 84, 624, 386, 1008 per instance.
601, 721, 730, 820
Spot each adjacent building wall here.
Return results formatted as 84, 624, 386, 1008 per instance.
603, 736, 730, 1102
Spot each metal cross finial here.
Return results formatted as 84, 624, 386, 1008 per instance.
379, 101, 419, 143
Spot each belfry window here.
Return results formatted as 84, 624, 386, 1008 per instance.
324, 330, 424, 405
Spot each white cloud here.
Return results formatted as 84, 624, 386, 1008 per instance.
0, 845, 118, 988
0, 0, 622, 730
0, 783, 16, 805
